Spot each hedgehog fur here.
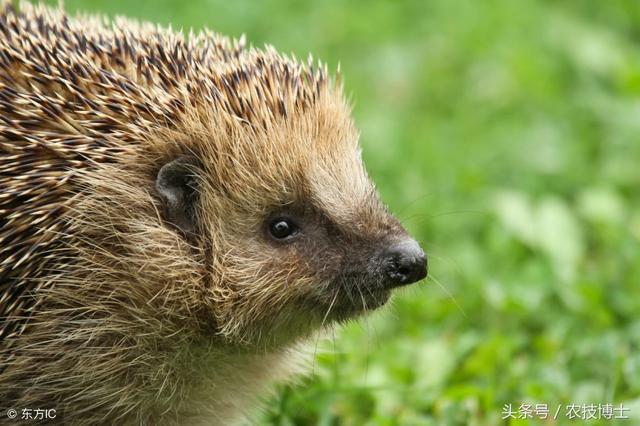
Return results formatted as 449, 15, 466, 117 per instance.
0, 1, 426, 424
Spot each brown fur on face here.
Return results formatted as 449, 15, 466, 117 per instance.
182, 95, 407, 348
0, 2, 422, 424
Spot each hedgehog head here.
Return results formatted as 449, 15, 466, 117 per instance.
148, 52, 427, 347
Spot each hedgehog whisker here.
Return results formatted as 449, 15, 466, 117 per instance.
312, 289, 339, 376
396, 193, 438, 219
355, 280, 372, 381
398, 209, 490, 228
427, 273, 467, 318
320, 290, 339, 329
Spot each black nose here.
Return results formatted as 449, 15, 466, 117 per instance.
382, 239, 427, 288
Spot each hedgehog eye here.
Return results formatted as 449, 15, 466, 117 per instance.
268, 217, 300, 240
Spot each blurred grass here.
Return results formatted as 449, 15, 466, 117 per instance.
47, 0, 640, 424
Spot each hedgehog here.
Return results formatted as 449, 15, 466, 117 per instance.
0, 1, 427, 424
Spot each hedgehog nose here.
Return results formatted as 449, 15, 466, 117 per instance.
382, 239, 427, 288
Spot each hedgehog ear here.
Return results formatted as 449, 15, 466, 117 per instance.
156, 155, 201, 238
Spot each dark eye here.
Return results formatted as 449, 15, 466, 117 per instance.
268, 217, 299, 240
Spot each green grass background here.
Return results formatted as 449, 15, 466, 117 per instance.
45, 0, 640, 424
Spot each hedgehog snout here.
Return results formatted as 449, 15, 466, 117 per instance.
380, 238, 427, 288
